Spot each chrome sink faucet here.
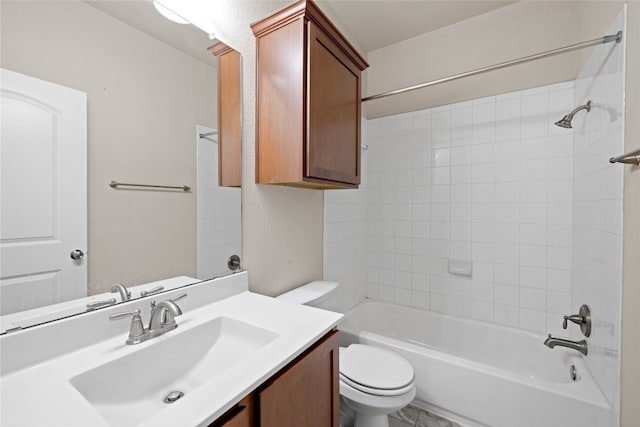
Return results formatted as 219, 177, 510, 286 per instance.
148, 298, 183, 336
109, 293, 186, 345
544, 334, 588, 356
111, 283, 132, 302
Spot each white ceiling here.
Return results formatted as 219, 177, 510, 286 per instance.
86, 0, 517, 66
323, 0, 517, 52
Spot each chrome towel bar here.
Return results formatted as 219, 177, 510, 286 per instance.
109, 181, 191, 192
609, 148, 640, 165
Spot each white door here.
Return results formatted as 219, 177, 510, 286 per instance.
1, 68, 87, 316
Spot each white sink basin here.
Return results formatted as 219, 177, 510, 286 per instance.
69, 316, 278, 427
1, 283, 343, 427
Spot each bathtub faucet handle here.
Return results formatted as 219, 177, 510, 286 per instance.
562, 315, 580, 329
562, 304, 591, 337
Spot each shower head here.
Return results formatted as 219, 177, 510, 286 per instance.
554, 115, 573, 128
554, 100, 591, 129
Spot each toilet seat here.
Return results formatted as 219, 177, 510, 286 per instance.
339, 344, 415, 396
340, 373, 414, 396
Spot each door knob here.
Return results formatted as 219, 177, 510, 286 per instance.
70, 249, 84, 260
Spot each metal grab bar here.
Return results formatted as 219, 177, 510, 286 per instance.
363, 31, 623, 102
109, 181, 191, 192
609, 148, 640, 165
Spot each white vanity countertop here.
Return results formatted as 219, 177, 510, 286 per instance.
0, 291, 343, 427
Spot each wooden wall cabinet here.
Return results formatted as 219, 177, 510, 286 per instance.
209, 42, 242, 188
208, 330, 339, 427
251, 0, 369, 190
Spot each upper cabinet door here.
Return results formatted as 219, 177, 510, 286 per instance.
252, 0, 368, 190
254, 17, 306, 186
209, 42, 242, 188
306, 22, 361, 186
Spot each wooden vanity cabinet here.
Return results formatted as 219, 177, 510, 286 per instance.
208, 330, 339, 427
208, 42, 242, 188
210, 395, 253, 427
257, 330, 340, 426
251, 0, 369, 190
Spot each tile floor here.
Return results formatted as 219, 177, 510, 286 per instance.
388, 405, 461, 427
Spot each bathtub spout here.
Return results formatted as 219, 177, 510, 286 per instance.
544, 334, 588, 356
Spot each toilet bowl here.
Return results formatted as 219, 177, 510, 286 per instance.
339, 344, 416, 427
277, 282, 416, 427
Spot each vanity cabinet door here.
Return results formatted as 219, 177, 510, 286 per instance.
209, 396, 253, 427
257, 330, 339, 427
220, 406, 249, 427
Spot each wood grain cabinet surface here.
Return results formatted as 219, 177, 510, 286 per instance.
208, 330, 339, 427
257, 330, 339, 426
208, 42, 242, 188
209, 396, 253, 427
251, 0, 369, 189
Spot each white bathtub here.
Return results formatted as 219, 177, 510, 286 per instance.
338, 300, 612, 427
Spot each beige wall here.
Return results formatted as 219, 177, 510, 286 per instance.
194, 0, 364, 299
364, 1, 588, 118
0, 1, 217, 294
210, 1, 344, 297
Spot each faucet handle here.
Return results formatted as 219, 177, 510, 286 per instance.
110, 309, 147, 344
562, 304, 592, 337
109, 308, 141, 321
150, 293, 185, 312
170, 293, 187, 303
140, 286, 165, 297
563, 315, 582, 329
86, 298, 117, 311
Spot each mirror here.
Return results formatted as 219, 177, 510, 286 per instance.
0, 0, 241, 332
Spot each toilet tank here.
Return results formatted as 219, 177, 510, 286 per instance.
275, 281, 338, 306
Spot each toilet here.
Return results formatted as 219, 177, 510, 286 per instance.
276, 281, 416, 427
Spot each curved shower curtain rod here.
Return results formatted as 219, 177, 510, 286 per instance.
362, 31, 623, 102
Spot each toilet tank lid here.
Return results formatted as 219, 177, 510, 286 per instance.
275, 281, 338, 305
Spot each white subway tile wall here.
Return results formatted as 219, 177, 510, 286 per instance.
322, 13, 624, 418
196, 134, 242, 280
571, 10, 625, 419
361, 81, 575, 332
320, 140, 368, 313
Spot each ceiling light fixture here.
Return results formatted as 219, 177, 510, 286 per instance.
153, 1, 189, 24
152, 0, 216, 39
